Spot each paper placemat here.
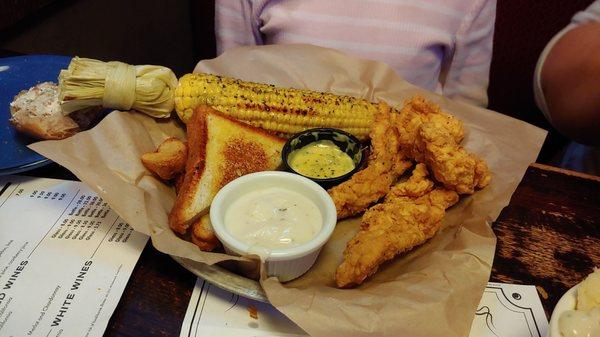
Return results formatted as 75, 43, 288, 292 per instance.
0, 175, 148, 337
470, 282, 548, 337
180, 279, 548, 337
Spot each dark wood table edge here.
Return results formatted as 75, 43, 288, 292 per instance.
530, 162, 600, 182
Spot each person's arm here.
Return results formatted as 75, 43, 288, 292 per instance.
538, 22, 600, 145
442, 0, 496, 107
215, 0, 263, 55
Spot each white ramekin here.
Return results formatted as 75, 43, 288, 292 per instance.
210, 171, 337, 282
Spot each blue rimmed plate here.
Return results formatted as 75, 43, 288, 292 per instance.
0, 55, 72, 175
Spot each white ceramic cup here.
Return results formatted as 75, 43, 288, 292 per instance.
210, 171, 337, 282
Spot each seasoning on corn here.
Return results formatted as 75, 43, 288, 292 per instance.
174, 73, 377, 139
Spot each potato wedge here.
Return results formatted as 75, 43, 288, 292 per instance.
141, 138, 187, 180
191, 214, 220, 251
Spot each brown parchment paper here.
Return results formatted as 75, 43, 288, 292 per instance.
30, 44, 547, 337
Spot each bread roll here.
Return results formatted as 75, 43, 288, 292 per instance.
9, 82, 102, 140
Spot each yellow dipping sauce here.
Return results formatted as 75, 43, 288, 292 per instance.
288, 140, 355, 179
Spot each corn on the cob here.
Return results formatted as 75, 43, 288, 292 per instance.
174, 73, 378, 139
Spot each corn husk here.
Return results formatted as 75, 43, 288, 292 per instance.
58, 57, 178, 118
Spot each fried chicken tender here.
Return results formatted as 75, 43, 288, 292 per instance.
331, 97, 490, 288
396, 97, 490, 194
416, 122, 491, 194
335, 165, 459, 288
385, 163, 434, 201
328, 103, 411, 219
395, 97, 464, 160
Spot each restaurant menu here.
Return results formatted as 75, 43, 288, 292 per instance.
0, 175, 148, 337
180, 278, 307, 337
180, 280, 549, 337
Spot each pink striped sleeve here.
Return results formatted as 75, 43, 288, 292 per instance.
215, 0, 263, 55
443, 0, 496, 107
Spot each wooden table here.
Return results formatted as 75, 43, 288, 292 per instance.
19, 162, 599, 336
490, 163, 600, 318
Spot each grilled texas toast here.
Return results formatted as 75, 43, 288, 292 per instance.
169, 105, 285, 234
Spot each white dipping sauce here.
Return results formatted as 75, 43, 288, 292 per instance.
224, 187, 322, 250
